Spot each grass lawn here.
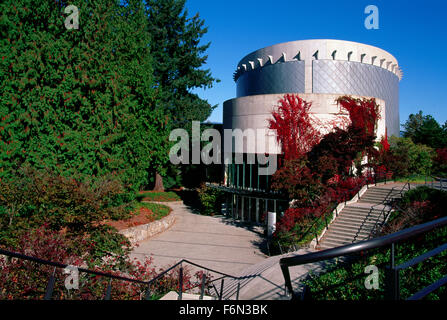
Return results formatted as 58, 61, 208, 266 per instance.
393, 174, 444, 184
106, 202, 172, 230
136, 191, 181, 202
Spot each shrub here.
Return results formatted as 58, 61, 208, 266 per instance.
388, 136, 435, 176
433, 148, 447, 176
271, 158, 325, 207
197, 185, 225, 216
0, 225, 212, 300
0, 166, 133, 260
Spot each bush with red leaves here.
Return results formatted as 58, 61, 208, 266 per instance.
0, 225, 213, 300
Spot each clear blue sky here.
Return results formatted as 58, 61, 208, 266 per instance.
185, 0, 447, 130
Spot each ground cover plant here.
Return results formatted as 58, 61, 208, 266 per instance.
105, 202, 172, 230
136, 191, 181, 202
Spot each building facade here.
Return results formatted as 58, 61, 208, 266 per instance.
222, 39, 401, 223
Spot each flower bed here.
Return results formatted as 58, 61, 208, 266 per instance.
105, 202, 174, 245
136, 191, 181, 202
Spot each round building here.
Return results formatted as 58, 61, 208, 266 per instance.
222, 39, 401, 222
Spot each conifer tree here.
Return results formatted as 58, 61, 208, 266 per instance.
146, 0, 218, 190
0, 0, 169, 191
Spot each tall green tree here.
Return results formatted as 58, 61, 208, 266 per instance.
403, 111, 446, 149
0, 0, 169, 191
146, 0, 218, 190
403, 111, 425, 140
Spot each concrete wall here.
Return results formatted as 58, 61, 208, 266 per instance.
232, 39, 400, 137
234, 39, 402, 83
236, 60, 305, 97
313, 60, 399, 136
223, 93, 386, 154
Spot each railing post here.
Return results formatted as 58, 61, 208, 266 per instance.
236, 282, 240, 300
144, 285, 152, 300
199, 273, 206, 300
385, 243, 400, 300
178, 266, 183, 300
219, 279, 224, 300
104, 279, 112, 300
385, 266, 400, 300
301, 285, 312, 301
44, 267, 57, 300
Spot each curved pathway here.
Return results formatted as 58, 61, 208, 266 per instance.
131, 201, 268, 276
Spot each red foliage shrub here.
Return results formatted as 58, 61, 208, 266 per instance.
337, 96, 380, 138
0, 225, 211, 300
269, 94, 322, 161
433, 148, 447, 175
270, 95, 386, 251
271, 158, 325, 206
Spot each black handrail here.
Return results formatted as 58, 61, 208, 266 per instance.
279, 216, 447, 300
0, 249, 240, 300
424, 175, 447, 190
367, 182, 411, 239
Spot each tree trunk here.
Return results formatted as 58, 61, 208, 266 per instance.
153, 171, 165, 191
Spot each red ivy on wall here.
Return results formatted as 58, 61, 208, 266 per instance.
268, 94, 322, 161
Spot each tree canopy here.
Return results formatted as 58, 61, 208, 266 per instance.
402, 111, 447, 149
146, 0, 218, 127
0, 0, 172, 191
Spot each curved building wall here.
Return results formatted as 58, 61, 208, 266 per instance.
223, 93, 386, 154
232, 39, 401, 137
313, 60, 400, 136
236, 60, 305, 97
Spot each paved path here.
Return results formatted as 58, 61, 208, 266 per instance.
131, 201, 268, 276
218, 248, 332, 300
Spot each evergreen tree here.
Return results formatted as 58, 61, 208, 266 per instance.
146, 0, 218, 190
403, 111, 424, 140
403, 111, 446, 149
0, 0, 169, 191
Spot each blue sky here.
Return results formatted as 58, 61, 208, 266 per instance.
185, 0, 447, 130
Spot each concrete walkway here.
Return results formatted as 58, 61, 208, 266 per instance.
218, 248, 333, 300
131, 201, 268, 276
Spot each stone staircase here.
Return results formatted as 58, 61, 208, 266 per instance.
317, 184, 406, 250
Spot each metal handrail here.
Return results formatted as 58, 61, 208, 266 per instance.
424, 175, 447, 190
0, 249, 240, 300
367, 182, 411, 239
279, 216, 447, 300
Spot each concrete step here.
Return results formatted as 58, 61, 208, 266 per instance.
360, 193, 402, 200
344, 205, 384, 211
364, 188, 401, 194
324, 232, 369, 243
358, 199, 389, 204
328, 225, 373, 236
335, 215, 380, 225
360, 194, 392, 200
343, 208, 384, 214
333, 222, 377, 232
340, 210, 383, 218
318, 238, 354, 249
